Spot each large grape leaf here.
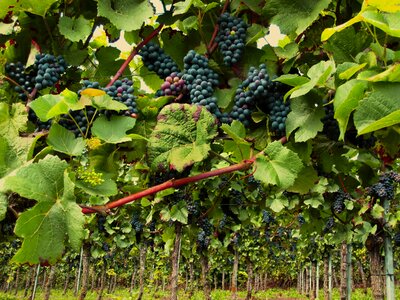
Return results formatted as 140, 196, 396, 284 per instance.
58, 16, 92, 43
148, 104, 218, 172
47, 124, 86, 156
263, 0, 332, 35
0, 102, 27, 137
2, 155, 84, 265
334, 79, 368, 140
97, 0, 154, 31
0, 0, 58, 18
354, 82, 400, 134
254, 141, 303, 189
91, 115, 137, 144
285, 92, 325, 142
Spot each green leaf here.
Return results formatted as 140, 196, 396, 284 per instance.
75, 178, 118, 197
90, 94, 128, 111
220, 121, 250, 145
334, 79, 368, 140
0, 0, 58, 17
288, 61, 336, 99
304, 197, 323, 208
97, 0, 153, 31
29, 94, 62, 121
47, 124, 86, 156
263, 0, 332, 35
148, 104, 218, 172
287, 166, 318, 194
274, 74, 309, 87
58, 16, 92, 42
170, 201, 188, 224
0, 193, 7, 221
362, 10, 400, 38
3, 156, 84, 264
321, 15, 363, 41
354, 82, 400, 134
371, 203, 384, 219
365, 64, 400, 82
254, 141, 303, 188
286, 92, 325, 142
266, 195, 288, 213
0, 103, 28, 137
339, 63, 368, 80
91, 115, 136, 144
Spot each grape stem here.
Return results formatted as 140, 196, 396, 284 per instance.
106, 23, 164, 88
206, 0, 230, 57
81, 136, 287, 214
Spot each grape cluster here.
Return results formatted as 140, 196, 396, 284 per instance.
103, 78, 138, 116
322, 103, 340, 141
159, 72, 187, 97
102, 242, 110, 251
218, 214, 227, 229
186, 200, 201, 220
131, 213, 143, 232
230, 64, 290, 132
34, 54, 67, 90
182, 50, 229, 122
262, 210, 275, 224
297, 214, 305, 226
394, 232, 400, 246
346, 129, 376, 149
367, 171, 400, 201
323, 217, 335, 233
28, 109, 52, 131
198, 217, 213, 236
59, 107, 96, 137
139, 42, 180, 78
5, 62, 36, 100
196, 230, 210, 251
332, 190, 351, 214
97, 215, 106, 232
216, 13, 248, 66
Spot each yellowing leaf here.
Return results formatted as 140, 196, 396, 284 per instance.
80, 88, 106, 97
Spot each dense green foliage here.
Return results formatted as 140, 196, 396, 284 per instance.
0, 0, 400, 298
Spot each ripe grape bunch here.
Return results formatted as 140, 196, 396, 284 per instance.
367, 171, 400, 201
34, 54, 67, 90
230, 64, 290, 132
182, 50, 229, 122
103, 78, 138, 117
159, 72, 188, 97
216, 12, 248, 66
321, 103, 340, 141
332, 190, 351, 214
5, 62, 36, 100
323, 217, 335, 233
139, 42, 180, 79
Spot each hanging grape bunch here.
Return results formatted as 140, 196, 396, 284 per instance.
139, 42, 180, 78
103, 78, 138, 117
5, 62, 36, 100
34, 54, 67, 90
182, 50, 230, 123
159, 72, 188, 97
216, 12, 248, 66
321, 102, 340, 141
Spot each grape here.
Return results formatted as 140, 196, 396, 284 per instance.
322, 103, 340, 141
230, 64, 290, 131
103, 78, 138, 117
5, 62, 36, 100
218, 214, 227, 229
262, 210, 275, 224
345, 129, 376, 149
140, 42, 180, 78
131, 213, 143, 232
196, 230, 210, 251
367, 171, 400, 201
216, 13, 248, 66
102, 242, 110, 251
97, 215, 106, 232
34, 53, 67, 89
332, 190, 351, 214
230, 189, 245, 206
297, 214, 305, 225
159, 72, 188, 97
28, 109, 51, 131
198, 217, 213, 236
323, 217, 335, 233
394, 232, 400, 246
182, 50, 228, 122
187, 200, 201, 220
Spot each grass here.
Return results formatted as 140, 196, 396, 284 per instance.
1, 287, 399, 299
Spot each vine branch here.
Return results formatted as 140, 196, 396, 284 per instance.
106, 23, 164, 88
81, 156, 255, 214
